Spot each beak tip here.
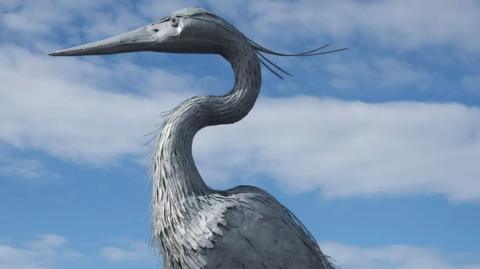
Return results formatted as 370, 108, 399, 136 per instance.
48, 51, 64, 56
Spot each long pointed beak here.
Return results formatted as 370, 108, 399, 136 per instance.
49, 26, 156, 56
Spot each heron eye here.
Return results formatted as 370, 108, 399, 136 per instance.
152, 29, 159, 32
170, 16, 179, 27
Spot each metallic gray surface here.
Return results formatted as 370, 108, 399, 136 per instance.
50, 7, 336, 269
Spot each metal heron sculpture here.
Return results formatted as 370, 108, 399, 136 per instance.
50, 7, 344, 269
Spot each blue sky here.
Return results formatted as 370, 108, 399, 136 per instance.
1, 0, 479, 268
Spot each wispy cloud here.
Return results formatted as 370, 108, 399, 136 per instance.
247, 0, 480, 53
3, 235, 478, 269
0, 234, 81, 269
323, 241, 480, 269
0, 157, 46, 179
101, 241, 156, 264
326, 56, 432, 92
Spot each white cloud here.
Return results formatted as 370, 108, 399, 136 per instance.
1, 44, 479, 201
0, 0, 150, 54
195, 97, 480, 202
0, 234, 80, 269
322, 242, 480, 269
247, 0, 480, 53
1, 1, 71, 35
0, 46, 196, 164
101, 241, 155, 263
326, 56, 432, 91
27, 235, 67, 250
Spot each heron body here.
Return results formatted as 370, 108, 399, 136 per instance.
50, 7, 337, 269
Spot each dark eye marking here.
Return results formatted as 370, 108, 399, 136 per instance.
170, 16, 179, 27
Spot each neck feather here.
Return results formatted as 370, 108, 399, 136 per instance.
152, 44, 261, 204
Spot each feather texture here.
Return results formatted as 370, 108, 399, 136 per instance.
150, 7, 337, 269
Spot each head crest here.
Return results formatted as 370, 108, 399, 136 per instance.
246, 38, 348, 79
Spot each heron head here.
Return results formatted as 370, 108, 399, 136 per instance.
49, 7, 347, 78
49, 7, 246, 57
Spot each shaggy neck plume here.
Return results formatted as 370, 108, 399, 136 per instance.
152, 43, 261, 207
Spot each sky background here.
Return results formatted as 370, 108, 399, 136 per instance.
1, 0, 480, 268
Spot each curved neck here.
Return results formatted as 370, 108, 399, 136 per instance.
152, 44, 261, 202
